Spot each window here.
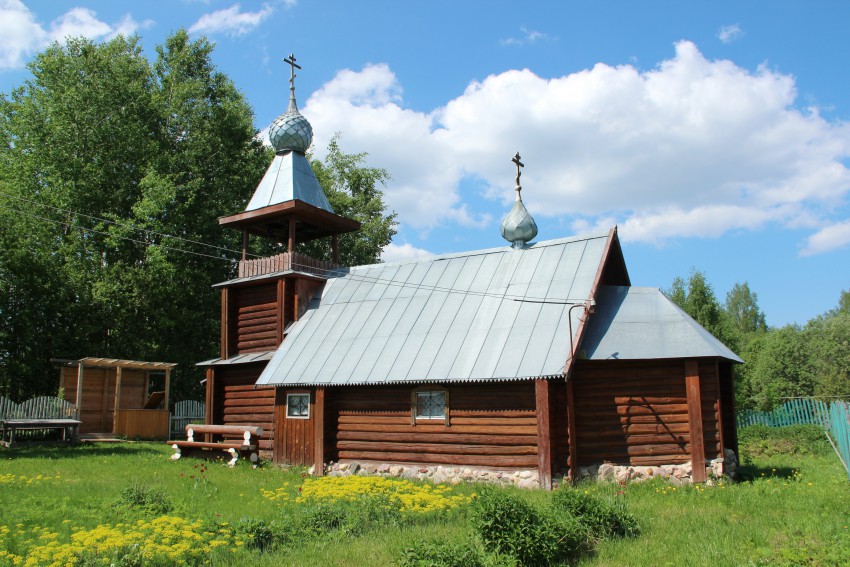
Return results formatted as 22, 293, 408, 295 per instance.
411, 387, 450, 425
286, 393, 310, 419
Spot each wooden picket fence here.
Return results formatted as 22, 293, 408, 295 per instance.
738, 398, 850, 479
169, 400, 205, 439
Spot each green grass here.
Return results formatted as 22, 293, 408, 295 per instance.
1, 426, 849, 566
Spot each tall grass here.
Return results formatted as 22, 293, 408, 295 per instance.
1, 425, 848, 566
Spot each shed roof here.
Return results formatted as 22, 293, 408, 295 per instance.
581, 286, 743, 363
256, 231, 615, 387
62, 358, 177, 371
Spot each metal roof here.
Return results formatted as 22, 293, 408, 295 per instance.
256, 231, 612, 387
581, 286, 743, 363
197, 351, 276, 367
245, 151, 333, 213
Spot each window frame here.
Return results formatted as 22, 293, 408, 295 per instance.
286, 392, 311, 419
410, 385, 450, 426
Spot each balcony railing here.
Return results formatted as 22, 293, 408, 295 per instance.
238, 252, 339, 279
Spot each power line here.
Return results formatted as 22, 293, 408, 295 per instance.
0, 202, 239, 264
0, 189, 262, 259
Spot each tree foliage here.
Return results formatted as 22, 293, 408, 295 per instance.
0, 32, 269, 400
665, 269, 735, 349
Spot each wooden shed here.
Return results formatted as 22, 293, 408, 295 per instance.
58, 358, 176, 438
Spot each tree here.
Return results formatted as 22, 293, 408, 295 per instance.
665, 269, 735, 349
298, 134, 397, 266
725, 282, 767, 336
0, 32, 268, 400
742, 325, 815, 410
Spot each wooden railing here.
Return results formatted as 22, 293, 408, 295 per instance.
238, 252, 339, 278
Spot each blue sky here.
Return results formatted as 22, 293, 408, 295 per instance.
1, 1, 849, 327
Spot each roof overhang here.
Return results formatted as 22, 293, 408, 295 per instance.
219, 200, 361, 244
55, 358, 177, 371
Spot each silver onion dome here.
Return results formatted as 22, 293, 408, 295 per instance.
501, 152, 538, 248
269, 54, 313, 154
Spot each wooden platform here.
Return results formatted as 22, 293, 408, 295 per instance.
1, 418, 82, 448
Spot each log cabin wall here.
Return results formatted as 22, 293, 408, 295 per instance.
718, 361, 738, 457
571, 359, 722, 468
550, 380, 571, 475
212, 364, 275, 457
326, 382, 539, 469
230, 283, 280, 355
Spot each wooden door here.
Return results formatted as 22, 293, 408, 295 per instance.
274, 389, 314, 466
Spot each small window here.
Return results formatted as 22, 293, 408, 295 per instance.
286, 393, 310, 419
411, 387, 449, 426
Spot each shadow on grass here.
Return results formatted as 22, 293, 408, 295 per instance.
735, 462, 797, 482
0, 442, 166, 460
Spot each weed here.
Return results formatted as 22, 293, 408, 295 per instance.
116, 483, 172, 515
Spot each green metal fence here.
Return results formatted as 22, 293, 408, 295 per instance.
737, 398, 850, 480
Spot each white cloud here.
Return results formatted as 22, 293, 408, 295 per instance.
717, 24, 744, 44
380, 242, 434, 263
0, 0, 151, 69
188, 3, 276, 37
500, 26, 552, 46
800, 220, 850, 256
290, 41, 850, 255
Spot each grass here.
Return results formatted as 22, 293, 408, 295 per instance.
0, 425, 848, 566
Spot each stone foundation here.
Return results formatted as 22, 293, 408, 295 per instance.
318, 450, 738, 489
577, 449, 739, 485
322, 461, 541, 489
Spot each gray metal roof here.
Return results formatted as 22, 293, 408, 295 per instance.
256, 232, 612, 387
245, 151, 333, 213
197, 351, 276, 367
581, 286, 743, 363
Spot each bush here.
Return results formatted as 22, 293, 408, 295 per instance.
399, 539, 488, 567
116, 483, 172, 515
298, 495, 404, 537
471, 488, 590, 566
739, 424, 831, 457
233, 517, 275, 551
551, 488, 640, 538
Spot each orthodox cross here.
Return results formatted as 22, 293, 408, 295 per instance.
284, 53, 301, 91
512, 152, 524, 191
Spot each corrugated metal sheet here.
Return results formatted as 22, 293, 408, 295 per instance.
245, 151, 333, 213
256, 232, 611, 387
196, 351, 276, 367
581, 286, 744, 363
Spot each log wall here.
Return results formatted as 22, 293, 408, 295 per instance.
571, 359, 722, 467
231, 283, 279, 354
327, 382, 539, 469
213, 364, 275, 455
718, 361, 738, 456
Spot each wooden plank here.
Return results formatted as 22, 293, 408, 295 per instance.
336, 450, 537, 468
338, 423, 538, 435
237, 302, 278, 315
535, 379, 552, 489
336, 440, 537, 455
337, 415, 538, 426
277, 279, 285, 345
221, 288, 229, 359
314, 388, 325, 475
567, 376, 577, 478
686, 359, 706, 483
335, 431, 537, 445
112, 366, 122, 433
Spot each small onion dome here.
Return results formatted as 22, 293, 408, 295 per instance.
269, 95, 313, 154
500, 152, 538, 248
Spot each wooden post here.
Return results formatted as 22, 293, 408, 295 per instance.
288, 219, 296, 253
75, 362, 85, 420
220, 288, 229, 359
314, 388, 325, 476
714, 360, 725, 458
276, 279, 286, 344
566, 376, 578, 480
163, 368, 171, 413
113, 366, 122, 434
535, 379, 552, 489
331, 234, 339, 265
241, 229, 248, 261
204, 367, 215, 443
686, 359, 706, 483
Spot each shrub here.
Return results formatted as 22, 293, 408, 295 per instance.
739, 424, 831, 457
471, 488, 590, 566
116, 483, 172, 515
551, 488, 640, 538
233, 517, 275, 551
399, 539, 488, 567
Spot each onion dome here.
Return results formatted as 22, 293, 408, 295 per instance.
268, 54, 313, 154
501, 152, 538, 249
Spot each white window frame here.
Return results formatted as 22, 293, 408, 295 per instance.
286, 392, 311, 419
411, 386, 450, 426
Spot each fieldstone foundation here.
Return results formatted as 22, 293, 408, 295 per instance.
316, 449, 738, 489
322, 462, 541, 489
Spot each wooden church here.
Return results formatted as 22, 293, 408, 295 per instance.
199, 57, 742, 488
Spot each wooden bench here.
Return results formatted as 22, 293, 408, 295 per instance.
168, 424, 263, 467
1, 418, 82, 448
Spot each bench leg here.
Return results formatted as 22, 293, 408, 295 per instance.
227, 448, 238, 467
171, 444, 182, 461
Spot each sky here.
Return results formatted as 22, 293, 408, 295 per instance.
1, 0, 849, 328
